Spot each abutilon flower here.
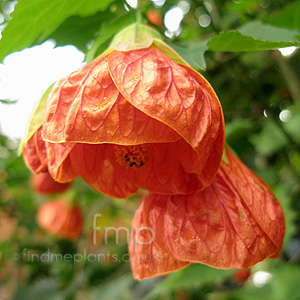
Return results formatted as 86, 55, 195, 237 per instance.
31, 171, 70, 195
20, 23, 285, 280
36, 24, 225, 199
37, 199, 83, 241
129, 147, 285, 280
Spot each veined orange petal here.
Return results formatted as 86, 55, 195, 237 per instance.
143, 147, 285, 269
69, 143, 138, 199
46, 142, 78, 183
129, 201, 190, 280
108, 46, 225, 188
221, 147, 285, 256
69, 141, 205, 199
23, 127, 48, 173
43, 54, 180, 145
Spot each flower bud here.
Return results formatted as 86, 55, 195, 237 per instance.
37, 199, 83, 241
31, 171, 70, 195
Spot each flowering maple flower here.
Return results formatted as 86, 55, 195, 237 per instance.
37, 199, 83, 241
129, 146, 285, 280
36, 24, 225, 199
31, 171, 70, 195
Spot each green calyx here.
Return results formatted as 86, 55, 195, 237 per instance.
110, 23, 161, 51
18, 84, 53, 154
109, 23, 189, 66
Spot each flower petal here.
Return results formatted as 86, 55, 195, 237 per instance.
129, 201, 190, 280
221, 147, 285, 256
69, 141, 205, 199
43, 54, 180, 145
143, 148, 285, 269
108, 46, 225, 187
23, 127, 48, 173
46, 142, 78, 183
69, 143, 138, 199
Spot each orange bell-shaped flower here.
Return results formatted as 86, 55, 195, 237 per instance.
129, 147, 285, 280
31, 171, 70, 195
37, 199, 83, 241
39, 24, 225, 199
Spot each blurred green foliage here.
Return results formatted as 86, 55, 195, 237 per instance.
0, 0, 300, 299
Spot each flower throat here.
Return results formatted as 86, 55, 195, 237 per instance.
114, 145, 150, 170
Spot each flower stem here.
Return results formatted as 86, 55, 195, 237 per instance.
136, 0, 142, 24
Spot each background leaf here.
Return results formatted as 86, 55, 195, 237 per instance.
267, 1, 300, 31
0, 0, 115, 62
167, 41, 208, 71
143, 264, 234, 299
208, 30, 300, 52
238, 21, 300, 43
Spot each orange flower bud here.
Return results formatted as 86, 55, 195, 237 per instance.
37, 199, 83, 241
129, 147, 285, 280
31, 171, 70, 195
147, 9, 163, 26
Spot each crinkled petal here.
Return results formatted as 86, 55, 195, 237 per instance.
43, 54, 180, 145
221, 147, 285, 256
143, 148, 285, 269
69, 143, 138, 199
108, 46, 225, 188
129, 201, 190, 280
46, 142, 78, 183
23, 127, 48, 173
69, 141, 205, 199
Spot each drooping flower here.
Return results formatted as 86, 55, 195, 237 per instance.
37, 199, 83, 241
129, 147, 285, 280
38, 24, 225, 199
31, 171, 70, 195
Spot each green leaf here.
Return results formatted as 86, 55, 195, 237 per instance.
48, 11, 113, 52
283, 105, 300, 144
143, 264, 233, 299
167, 41, 207, 71
211, 265, 300, 300
0, 99, 18, 104
239, 21, 300, 43
273, 186, 296, 248
226, 0, 260, 14
0, 0, 115, 62
249, 119, 288, 156
93, 274, 133, 300
85, 12, 135, 63
208, 22, 300, 52
268, 1, 300, 31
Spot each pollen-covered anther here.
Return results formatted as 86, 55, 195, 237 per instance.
114, 145, 151, 170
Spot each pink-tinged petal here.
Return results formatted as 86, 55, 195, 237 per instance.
43, 54, 180, 145
23, 127, 48, 173
46, 142, 78, 183
129, 201, 190, 280
108, 46, 225, 188
69, 141, 205, 199
143, 149, 285, 269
